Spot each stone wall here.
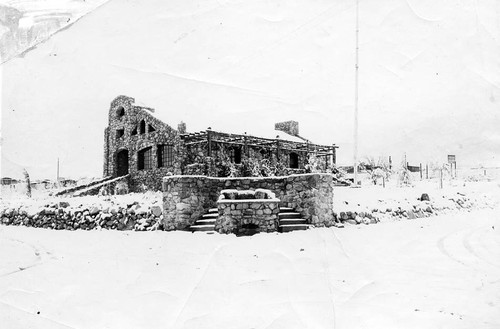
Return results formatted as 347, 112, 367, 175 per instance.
104, 96, 183, 192
162, 173, 336, 231
217, 199, 280, 234
1, 200, 163, 231
216, 189, 280, 234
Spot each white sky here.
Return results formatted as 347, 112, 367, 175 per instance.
1, 0, 500, 179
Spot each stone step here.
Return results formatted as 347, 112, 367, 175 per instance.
279, 218, 307, 225
208, 208, 218, 214
196, 218, 216, 224
202, 213, 218, 219
278, 212, 302, 219
279, 207, 294, 213
279, 224, 310, 233
191, 224, 215, 232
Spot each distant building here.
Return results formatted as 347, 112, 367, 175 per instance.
0, 177, 19, 185
103, 95, 338, 191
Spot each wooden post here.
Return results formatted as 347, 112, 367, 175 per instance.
440, 168, 443, 189
276, 137, 280, 162
332, 145, 336, 166
426, 164, 429, 179
244, 133, 249, 157
207, 128, 212, 156
420, 163, 422, 180
382, 176, 385, 188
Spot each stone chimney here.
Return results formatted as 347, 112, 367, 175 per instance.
177, 121, 186, 134
275, 120, 299, 136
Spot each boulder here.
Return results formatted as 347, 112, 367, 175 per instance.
59, 201, 70, 208
420, 193, 430, 201
89, 206, 100, 216
151, 206, 162, 217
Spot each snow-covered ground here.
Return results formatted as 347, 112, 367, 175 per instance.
1, 203, 499, 328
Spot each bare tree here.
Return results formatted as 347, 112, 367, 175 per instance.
23, 168, 31, 197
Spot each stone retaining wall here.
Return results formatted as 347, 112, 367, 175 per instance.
1, 201, 163, 231
162, 173, 335, 231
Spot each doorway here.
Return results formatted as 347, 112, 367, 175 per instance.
116, 149, 129, 176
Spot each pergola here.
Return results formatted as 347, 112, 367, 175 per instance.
181, 128, 338, 166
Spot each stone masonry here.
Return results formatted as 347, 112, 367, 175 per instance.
216, 189, 280, 234
162, 173, 335, 231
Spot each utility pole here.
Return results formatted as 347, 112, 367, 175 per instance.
353, 0, 360, 187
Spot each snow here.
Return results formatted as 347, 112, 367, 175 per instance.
1, 203, 499, 328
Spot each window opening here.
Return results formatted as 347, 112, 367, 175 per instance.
116, 106, 125, 118
116, 129, 125, 139
137, 147, 152, 170
157, 144, 174, 168
289, 152, 299, 169
230, 147, 242, 164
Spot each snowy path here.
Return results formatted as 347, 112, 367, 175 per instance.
1, 209, 499, 329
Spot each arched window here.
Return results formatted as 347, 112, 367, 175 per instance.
116, 106, 125, 118
289, 152, 299, 169
137, 147, 152, 170
140, 120, 146, 134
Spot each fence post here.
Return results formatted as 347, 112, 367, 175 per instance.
420, 163, 422, 180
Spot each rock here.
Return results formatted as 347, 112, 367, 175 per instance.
420, 193, 430, 201
43, 208, 55, 215
89, 207, 100, 216
344, 219, 357, 225
151, 206, 162, 217
176, 203, 191, 211
135, 206, 148, 215
59, 201, 70, 208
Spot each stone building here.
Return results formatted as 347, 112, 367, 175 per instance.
103, 95, 338, 191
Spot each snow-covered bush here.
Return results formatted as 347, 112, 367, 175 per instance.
305, 153, 323, 173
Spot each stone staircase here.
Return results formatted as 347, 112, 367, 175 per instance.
190, 208, 218, 233
278, 207, 310, 232
190, 207, 310, 234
